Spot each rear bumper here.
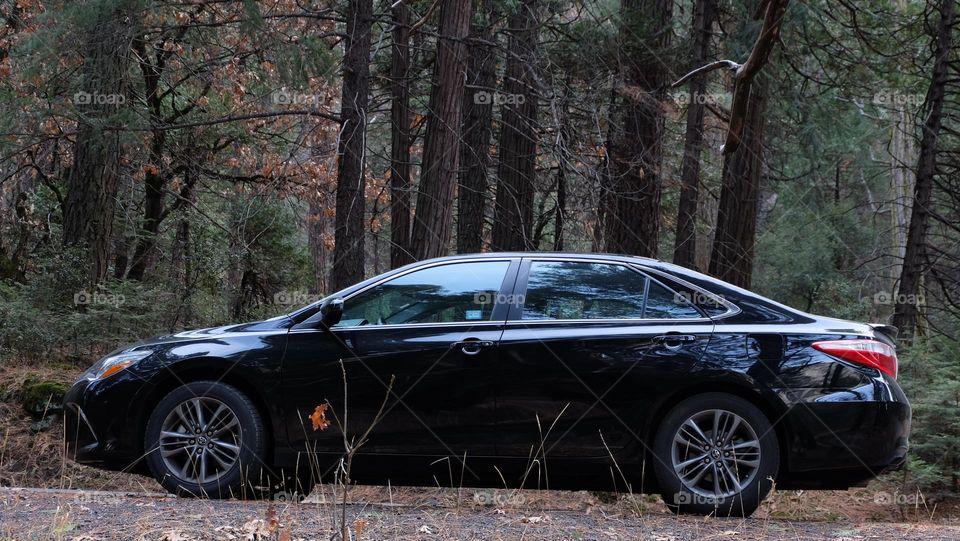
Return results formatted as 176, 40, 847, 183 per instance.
776, 375, 910, 489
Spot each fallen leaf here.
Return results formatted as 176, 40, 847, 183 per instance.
310, 404, 330, 431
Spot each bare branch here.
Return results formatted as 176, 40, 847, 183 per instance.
672, 0, 790, 155
671, 60, 741, 88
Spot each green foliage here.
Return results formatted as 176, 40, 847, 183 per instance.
897, 336, 960, 498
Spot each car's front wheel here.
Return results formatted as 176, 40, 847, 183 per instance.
144, 381, 268, 498
652, 393, 779, 517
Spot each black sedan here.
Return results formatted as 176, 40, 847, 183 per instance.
64, 253, 910, 517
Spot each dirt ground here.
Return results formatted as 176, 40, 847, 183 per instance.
2, 486, 960, 541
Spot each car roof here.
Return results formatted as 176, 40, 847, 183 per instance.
422, 251, 660, 264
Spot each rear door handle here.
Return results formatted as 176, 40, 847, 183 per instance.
453, 339, 495, 355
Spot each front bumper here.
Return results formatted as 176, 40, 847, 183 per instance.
63, 375, 149, 472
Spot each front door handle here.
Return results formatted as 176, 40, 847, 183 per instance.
453, 339, 495, 355
653, 334, 698, 348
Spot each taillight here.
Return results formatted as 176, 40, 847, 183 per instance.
812, 339, 898, 379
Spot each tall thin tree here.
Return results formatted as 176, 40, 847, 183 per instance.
492, 0, 540, 251
389, 1, 413, 268
673, 0, 716, 269
410, 0, 473, 260
893, 0, 956, 339
456, 0, 497, 254
708, 75, 767, 288
331, 0, 374, 290
604, 0, 672, 258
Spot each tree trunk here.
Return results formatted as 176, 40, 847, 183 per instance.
893, 0, 955, 339
456, 0, 497, 254
673, 0, 715, 270
307, 197, 331, 294
127, 39, 169, 281
605, 0, 671, 258
389, 2, 413, 268
62, 2, 137, 285
331, 0, 373, 290
491, 0, 539, 251
409, 0, 473, 260
708, 76, 767, 288
889, 105, 916, 290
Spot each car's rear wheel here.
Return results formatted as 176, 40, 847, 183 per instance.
145, 381, 271, 498
652, 393, 779, 517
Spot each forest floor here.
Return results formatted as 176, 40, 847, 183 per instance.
2, 364, 960, 539
3, 486, 960, 541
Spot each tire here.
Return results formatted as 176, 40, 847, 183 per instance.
652, 393, 779, 517
144, 381, 270, 498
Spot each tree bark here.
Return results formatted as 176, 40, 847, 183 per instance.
491, 0, 539, 252
127, 38, 168, 281
331, 0, 373, 290
604, 0, 671, 258
673, 0, 716, 270
409, 0, 473, 260
389, 2, 413, 268
456, 0, 497, 254
892, 0, 955, 339
889, 105, 916, 290
62, 3, 137, 285
708, 76, 767, 288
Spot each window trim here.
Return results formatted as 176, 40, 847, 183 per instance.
507, 256, 715, 324
633, 265, 741, 320
294, 257, 520, 331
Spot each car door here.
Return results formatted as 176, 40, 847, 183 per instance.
495, 258, 714, 467
281, 258, 519, 469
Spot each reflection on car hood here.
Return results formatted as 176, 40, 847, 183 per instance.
134, 318, 293, 347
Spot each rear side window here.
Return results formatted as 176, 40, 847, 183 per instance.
520, 261, 702, 320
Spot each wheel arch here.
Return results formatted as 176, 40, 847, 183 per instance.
136, 358, 279, 464
643, 381, 791, 477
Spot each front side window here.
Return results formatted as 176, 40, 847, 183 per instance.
336, 261, 510, 327
520, 261, 702, 320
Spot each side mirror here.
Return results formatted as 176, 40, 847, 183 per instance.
318, 298, 344, 328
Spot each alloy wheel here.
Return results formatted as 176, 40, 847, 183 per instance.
158, 397, 243, 484
671, 408, 762, 499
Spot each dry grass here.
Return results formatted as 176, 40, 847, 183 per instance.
1, 362, 957, 528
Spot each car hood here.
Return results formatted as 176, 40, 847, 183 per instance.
132, 317, 293, 348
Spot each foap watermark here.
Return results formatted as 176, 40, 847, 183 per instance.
272, 88, 323, 106
473, 490, 525, 507
73, 491, 126, 505
74, 289, 125, 308
873, 490, 925, 506
669, 90, 729, 107
872, 90, 924, 107
273, 290, 322, 306
872, 291, 925, 306
272, 490, 307, 503
72, 91, 126, 105
673, 290, 726, 307
473, 90, 525, 105
673, 492, 720, 505
473, 291, 524, 306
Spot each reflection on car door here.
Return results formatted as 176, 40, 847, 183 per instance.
280, 259, 519, 482
494, 259, 714, 479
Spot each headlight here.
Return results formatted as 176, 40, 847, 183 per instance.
84, 350, 153, 381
